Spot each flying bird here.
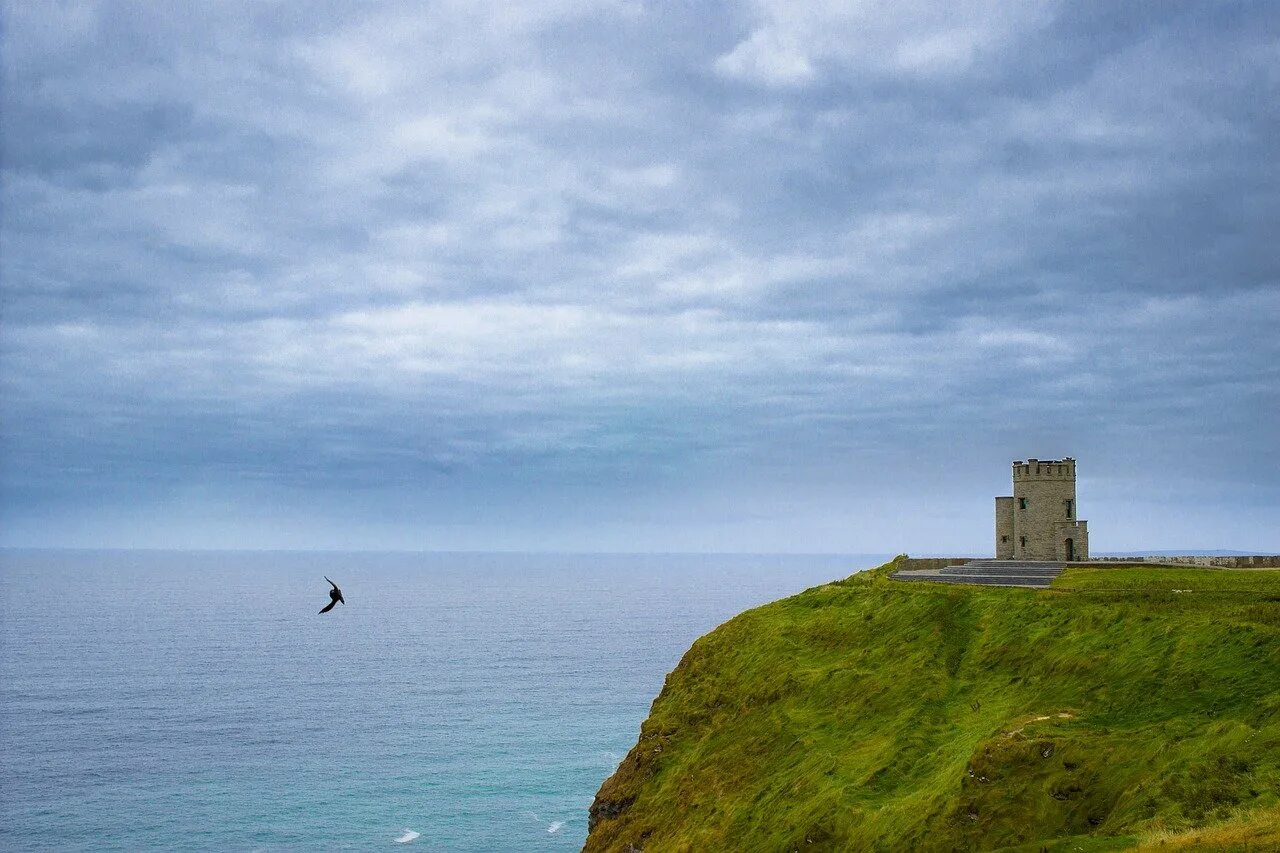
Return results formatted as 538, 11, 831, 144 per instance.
319, 576, 345, 614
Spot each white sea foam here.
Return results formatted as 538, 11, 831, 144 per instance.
526, 811, 567, 835
394, 828, 420, 844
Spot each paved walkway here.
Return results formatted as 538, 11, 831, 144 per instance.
892, 559, 1065, 589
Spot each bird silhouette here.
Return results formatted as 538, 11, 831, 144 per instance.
319, 576, 345, 614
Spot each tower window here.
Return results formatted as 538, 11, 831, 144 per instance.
1065, 499, 1073, 519
1018, 498, 1027, 510
1001, 535, 1008, 543
1019, 536, 1027, 548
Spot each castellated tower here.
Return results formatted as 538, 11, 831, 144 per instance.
994, 458, 1088, 561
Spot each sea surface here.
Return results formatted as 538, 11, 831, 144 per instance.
0, 550, 886, 851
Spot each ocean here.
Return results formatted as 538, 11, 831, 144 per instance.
0, 550, 885, 851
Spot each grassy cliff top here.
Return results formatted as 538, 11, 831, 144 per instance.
586, 559, 1280, 852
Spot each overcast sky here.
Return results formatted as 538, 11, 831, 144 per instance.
2, 1, 1277, 553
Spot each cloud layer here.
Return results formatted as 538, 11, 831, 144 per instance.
3, 0, 1278, 551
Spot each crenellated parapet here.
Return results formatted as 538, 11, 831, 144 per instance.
1011, 457, 1076, 481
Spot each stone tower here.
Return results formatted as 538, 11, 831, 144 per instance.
994, 458, 1088, 561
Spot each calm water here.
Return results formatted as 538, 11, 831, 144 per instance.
0, 551, 884, 851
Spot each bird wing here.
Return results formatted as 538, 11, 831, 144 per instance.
325, 576, 338, 589
337, 592, 345, 604
319, 599, 338, 614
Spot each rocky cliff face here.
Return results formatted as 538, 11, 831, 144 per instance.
584, 562, 1280, 852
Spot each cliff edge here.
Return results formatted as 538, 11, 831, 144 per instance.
585, 558, 1280, 851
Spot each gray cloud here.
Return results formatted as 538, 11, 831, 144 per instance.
2, 0, 1277, 551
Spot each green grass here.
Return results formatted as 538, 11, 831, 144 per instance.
585, 558, 1280, 852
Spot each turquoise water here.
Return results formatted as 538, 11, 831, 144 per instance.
0, 551, 883, 850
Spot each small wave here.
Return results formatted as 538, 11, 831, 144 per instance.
525, 811, 568, 835
394, 828, 420, 844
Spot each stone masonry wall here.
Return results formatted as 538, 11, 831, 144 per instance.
1012, 458, 1078, 561
1055, 520, 1089, 561
898, 557, 978, 572
995, 497, 1014, 559
1086, 555, 1280, 568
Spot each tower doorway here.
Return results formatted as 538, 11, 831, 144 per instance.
1065, 538, 1075, 561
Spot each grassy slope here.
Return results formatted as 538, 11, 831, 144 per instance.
585, 559, 1280, 852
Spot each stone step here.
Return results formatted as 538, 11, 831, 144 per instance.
892, 572, 1052, 588
892, 559, 1066, 588
942, 563, 1059, 571
890, 558, 1059, 584
942, 571, 1059, 578
896, 568, 1053, 575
